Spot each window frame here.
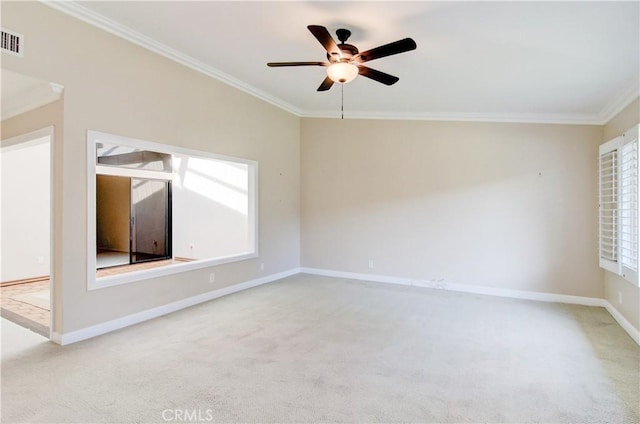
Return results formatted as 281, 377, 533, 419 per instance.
86, 130, 259, 291
599, 124, 639, 286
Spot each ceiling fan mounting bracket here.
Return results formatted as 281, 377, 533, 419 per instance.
336, 28, 351, 44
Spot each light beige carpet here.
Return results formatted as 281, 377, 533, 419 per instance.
1, 274, 638, 423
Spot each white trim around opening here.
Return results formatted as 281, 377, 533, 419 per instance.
86, 130, 259, 291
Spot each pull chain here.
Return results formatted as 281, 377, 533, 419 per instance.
341, 83, 344, 120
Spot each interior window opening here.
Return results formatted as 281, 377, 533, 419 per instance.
88, 131, 258, 289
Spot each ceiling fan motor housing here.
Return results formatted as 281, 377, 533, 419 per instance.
327, 43, 359, 62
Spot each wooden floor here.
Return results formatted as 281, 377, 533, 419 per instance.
2, 257, 193, 336
0, 280, 49, 336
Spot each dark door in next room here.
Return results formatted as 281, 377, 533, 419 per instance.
130, 178, 172, 264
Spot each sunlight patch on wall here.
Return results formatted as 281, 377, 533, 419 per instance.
176, 157, 249, 216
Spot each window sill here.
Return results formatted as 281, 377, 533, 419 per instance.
88, 251, 258, 291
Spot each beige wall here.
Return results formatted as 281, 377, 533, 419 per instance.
602, 97, 640, 333
1, 2, 300, 334
302, 119, 604, 298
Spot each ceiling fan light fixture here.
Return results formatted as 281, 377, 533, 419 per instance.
267, 25, 416, 92
326, 62, 359, 84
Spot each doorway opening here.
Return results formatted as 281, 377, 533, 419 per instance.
0, 128, 53, 337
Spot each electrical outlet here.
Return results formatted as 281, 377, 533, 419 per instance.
618, 292, 622, 305
260, 262, 265, 271
209, 272, 215, 283
189, 243, 194, 250
37, 256, 44, 264
368, 259, 374, 269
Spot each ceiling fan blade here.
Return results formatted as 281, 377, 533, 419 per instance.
358, 66, 399, 85
355, 38, 417, 63
267, 61, 328, 67
317, 76, 334, 91
307, 25, 341, 57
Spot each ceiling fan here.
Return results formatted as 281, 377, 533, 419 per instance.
267, 25, 417, 91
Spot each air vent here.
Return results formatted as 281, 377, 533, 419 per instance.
1, 28, 24, 57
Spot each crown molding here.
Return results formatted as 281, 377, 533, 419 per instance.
41, 0, 303, 117
597, 80, 640, 125
41, 1, 635, 126
299, 110, 603, 125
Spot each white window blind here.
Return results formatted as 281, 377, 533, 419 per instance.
599, 139, 619, 273
599, 124, 639, 285
620, 126, 639, 283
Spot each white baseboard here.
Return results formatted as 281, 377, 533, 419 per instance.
300, 267, 639, 345
51, 267, 639, 347
603, 301, 640, 345
53, 268, 300, 345
300, 267, 603, 305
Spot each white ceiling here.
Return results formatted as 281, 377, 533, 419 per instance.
1, 69, 63, 121
49, 1, 639, 124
